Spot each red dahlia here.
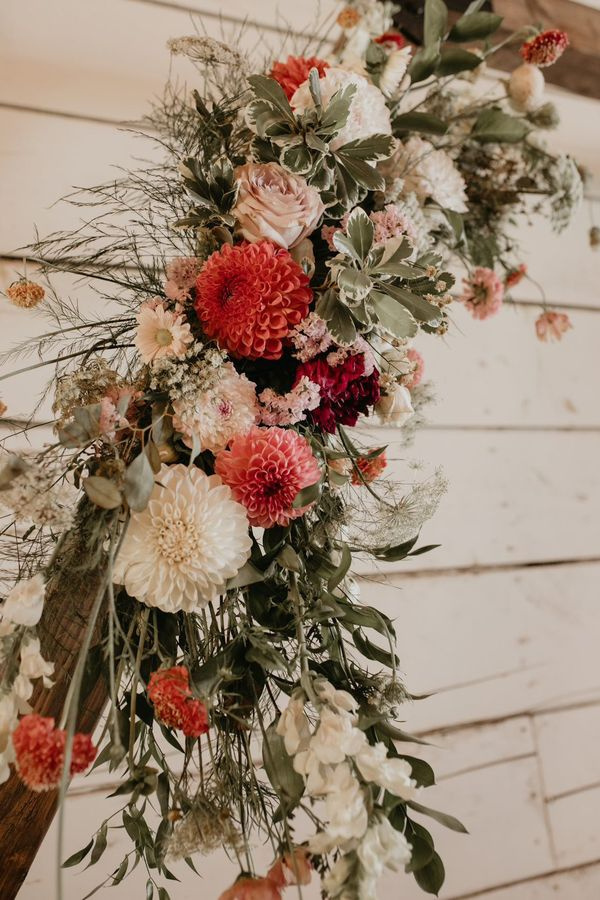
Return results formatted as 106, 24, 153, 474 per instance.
520, 30, 569, 67
147, 666, 209, 738
13, 714, 96, 791
295, 354, 380, 433
269, 55, 330, 101
195, 241, 312, 360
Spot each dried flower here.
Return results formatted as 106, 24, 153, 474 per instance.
337, 6, 362, 28
535, 310, 572, 342
6, 279, 45, 309
521, 30, 569, 67
167, 36, 246, 68
164, 256, 204, 303
269, 55, 329, 101
167, 800, 242, 859
135, 300, 193, 364
113, 464, 251, 612
508, 63, 545, 112
0, 456, 74, 530
527, 101, 560, 129
351, 451, 387, 485
505, 263, 527, 288
195, 241, 312, 360
1, 574, 45, 627
147, 667, 209, 737
462, 267, 504, 320
172, 362, 258, 454
215, 426, 321, 529
12, 714, 96, 791
233, 163, 325, 249
289, 312, 334, 362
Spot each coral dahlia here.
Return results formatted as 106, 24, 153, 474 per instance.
295, 354, 381, 433
269, 55, 330, 101
214, 426, 321, 529
195, 241, 312, 360
520, 30, 569, 68
147, 666, 209, 738
12, 714, 96, 791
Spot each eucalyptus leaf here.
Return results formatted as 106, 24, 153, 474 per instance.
448, 10, 503, 42
123, 451, 155, 512
83, 476, 123, 510
408, 44, 442, 84
292, 477, 322, 509
414, 852, 446, 895
262, 722, 304, 808
226, 562, 265, 589
62, 838, 94, 868
436, 47, 482, 76
353, 629, 398, 668
88, 823, 108, 866
424, 0, 448, 46
393, 112, 448, 136
408, 800, 469, 833
471, 108, 529, 143
327, 543, 352, 592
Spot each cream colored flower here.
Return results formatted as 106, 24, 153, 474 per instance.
0, 693, 17, 783
318, 762, 369, 848
1, 574, 45, 627
309, 708, 366, 765
384, 136, 468, 213
292, 67, 391, 151
508, 63, 545, 113
113, 464, 251, 613
135, 301, 193, 364
172, 362, 258, 454
376, 383, 414, 427
276, 692, 312, 756
233, 163, 325, 249
355, 741, 419, 800
358, 817, 412, 889
379, 47, 412, 98
20, 637, 54, 686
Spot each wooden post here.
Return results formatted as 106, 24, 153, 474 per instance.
0, 523, 110, 899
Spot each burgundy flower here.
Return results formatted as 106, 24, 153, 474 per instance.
295, 354, 380, 433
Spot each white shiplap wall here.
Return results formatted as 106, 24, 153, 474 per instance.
1, 1, 600, 897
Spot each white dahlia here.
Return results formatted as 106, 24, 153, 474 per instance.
291, 67, 391, 151
113, 464, 251, 612
384, 136, 468, 213
172, 362, 258, 454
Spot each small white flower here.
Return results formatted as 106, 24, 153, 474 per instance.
355, 741, 420, 800
322, 855, 354, 898
1, 574, 45, 627
322, 762, 369, 846
20, 637, 54, 687
358, 817, 412, 883
12, 673, 33, 708
379, 47, 412, 98
309, 708, 366, 765
276, 692, 312, 756
314, 678, 359, 715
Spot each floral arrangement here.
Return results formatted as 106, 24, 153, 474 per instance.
0, 1, 579, 898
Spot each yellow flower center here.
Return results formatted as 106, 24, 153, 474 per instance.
155, 327, 174, 347
154, 514, 203, 563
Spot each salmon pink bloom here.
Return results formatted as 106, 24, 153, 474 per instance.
351, 450, 387, 485
147, 666, 209, 738
12, 714, 96, 791
219, 876, 281, 900
535, 310, 572, 342
461, 268, 504, 320
215, 426, 321, 529
268, 847, 312, 888
404, 348, 424, 388
269, 55, 329, 101
505, 264, 527, 288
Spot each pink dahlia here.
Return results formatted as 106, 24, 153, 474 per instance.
351, 450, 387, 485
521, 30, 569, 68
13, 714, 96, 791
269, 55, 329, 101
535, 310, 572, 342
214, 426, 321, 528
461, 268, 504, 320
147, 666, 209, 738
295, 354, 381, 433
404, 348, 425, 389
195, 241, 312, 360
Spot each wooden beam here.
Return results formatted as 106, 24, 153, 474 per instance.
0, 516, 111, 899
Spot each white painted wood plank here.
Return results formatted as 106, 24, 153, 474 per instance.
0, 0, 337, 122
535, 704, 600, 800
148, 0, 341, 35
381, 757, 554, 899
454, 863, 600, 900
548, 785, 600, 868
362, 563, 600, 732
411, 718, 535, 780
413, 302, 600, 428
364, 427, 600, 570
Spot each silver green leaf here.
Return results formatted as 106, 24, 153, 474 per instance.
370, 291, 418, 339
